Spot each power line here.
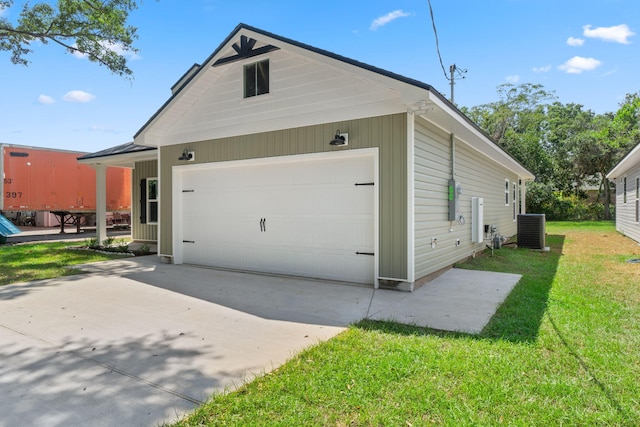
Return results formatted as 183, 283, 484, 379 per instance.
426, 0, 467, 103
427, 0, 449, 81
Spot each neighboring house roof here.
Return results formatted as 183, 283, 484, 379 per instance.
77, 142, 157, 167
607, 141, 640, 179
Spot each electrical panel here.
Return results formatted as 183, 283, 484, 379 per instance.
448, 179, 462, 221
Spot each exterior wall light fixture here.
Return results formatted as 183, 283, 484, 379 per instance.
178, 149, 195, 161
329, 130, 348, 146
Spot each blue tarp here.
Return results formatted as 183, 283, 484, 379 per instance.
0, 213, 21, 237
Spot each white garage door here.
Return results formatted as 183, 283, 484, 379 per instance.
178, 152, 376, 284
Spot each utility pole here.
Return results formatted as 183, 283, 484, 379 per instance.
449, 64, 467, 105
449, 64, 456, 104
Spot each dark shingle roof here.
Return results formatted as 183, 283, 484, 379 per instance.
77, 142, 156, 161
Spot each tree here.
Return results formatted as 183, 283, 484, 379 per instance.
584, 94, 640, 219
462, 83, 556, 183
0, 0, 142, 77
543, 102, 596, 194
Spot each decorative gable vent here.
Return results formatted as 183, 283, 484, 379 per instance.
213, 35, 279, 67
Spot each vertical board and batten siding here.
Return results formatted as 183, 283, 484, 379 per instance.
614, 165, 640, 243
132, 160, 158, 242
159, 113, 408, 280
413, 118, 520, 280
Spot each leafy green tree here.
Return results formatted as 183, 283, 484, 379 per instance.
462, 83, 556, 183
583, 94, 640, 219
543, 102, 596, 194
0, 0, 143, 77
464, 84, 639, 220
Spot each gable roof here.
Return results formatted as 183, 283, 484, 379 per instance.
607, 141, 640, 179
133, 23, 533, 180
133, 23, 438, 141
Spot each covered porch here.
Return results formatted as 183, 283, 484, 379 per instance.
78, 142, 158, 246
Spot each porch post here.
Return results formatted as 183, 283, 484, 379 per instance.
95, 164, 107, 244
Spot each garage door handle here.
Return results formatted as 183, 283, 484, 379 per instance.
259, 218, 266, 232
183, 240, 195, 243
356, 252, 374, 256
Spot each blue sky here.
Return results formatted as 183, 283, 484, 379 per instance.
1, 0, 638, 153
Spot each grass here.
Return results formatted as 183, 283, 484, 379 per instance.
172, 221, 640, 426
0, 241, 127, 286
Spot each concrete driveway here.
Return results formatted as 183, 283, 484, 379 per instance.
0, 256, 520, 426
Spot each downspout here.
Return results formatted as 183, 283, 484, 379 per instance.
450, 133, 457, 230
450, 133, 456, 181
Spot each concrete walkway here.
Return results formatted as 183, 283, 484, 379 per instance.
0, 257, 520, 426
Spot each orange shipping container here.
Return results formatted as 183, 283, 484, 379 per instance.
1, 144, 131, 212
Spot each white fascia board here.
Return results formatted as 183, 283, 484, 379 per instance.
77, 150, 157, 168
607, 142, 640, 179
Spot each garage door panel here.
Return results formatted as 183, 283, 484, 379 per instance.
179, 153, 375, 284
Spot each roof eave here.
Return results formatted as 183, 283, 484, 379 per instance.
607, 142, 640, 179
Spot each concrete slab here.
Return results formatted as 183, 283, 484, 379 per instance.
0, 257, 521, 426
0, 264, 350, 426
368, 268, 522, 333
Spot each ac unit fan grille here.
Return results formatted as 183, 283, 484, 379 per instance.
517, 214, 545, 249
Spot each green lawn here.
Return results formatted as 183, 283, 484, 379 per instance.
173, 221, 640, 426
0, 241, 127, 286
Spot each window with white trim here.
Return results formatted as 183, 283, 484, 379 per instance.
148, 178, 158, 224
505, 179, 510, 206
140, 178, 158, 225
244, 59, 269, 98
512, 181, 517, 221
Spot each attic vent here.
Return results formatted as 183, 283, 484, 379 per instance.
213, 35, 280, 66
517, 214, 546, 249
10, 151, 29, 157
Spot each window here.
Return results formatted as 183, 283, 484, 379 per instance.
512, 182, 517, 221
505, 179, 510, 206
140, 178, 158, 225
244, 59, 269, 98
623, 176, 627, 204
636, 177, 639, 223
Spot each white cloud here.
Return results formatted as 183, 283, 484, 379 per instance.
583, 24, 635, 44
567, 37, 585, 47
533, 65, 552, 73
370, 10, 411, 30
558, 56, 602, 74
505, 75, 520, 83
62, 90, 95, 103
38, 94, 55, 104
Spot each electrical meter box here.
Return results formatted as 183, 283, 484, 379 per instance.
448, 179, 461, 221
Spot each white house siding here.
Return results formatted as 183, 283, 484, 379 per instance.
614, 165, 640, 244
414, 118, 521, 280
143, 48, 403, 147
